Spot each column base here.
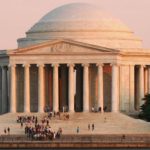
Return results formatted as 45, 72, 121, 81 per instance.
24, 108, 30, 113
68, 110, 75, 113
83, 110, 89, 113
111, 110, 119, 113
38, 109, 44, 113
38, 111, 44, 113
101, 110, 104, 113
10, 110, 16, 113
53, 109, 59, 112
10, 107, 16, 113
24, 111, 30, 113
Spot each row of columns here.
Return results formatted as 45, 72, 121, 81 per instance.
9, 63, 150, 113
9, 63, 121, 113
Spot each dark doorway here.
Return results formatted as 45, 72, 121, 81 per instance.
45, 64, 53, 111
30, 64, 38, 112
103, 65, 112, 112
59, 64, 68, 112
16, 64, 24, 112
75, 64, 83, 112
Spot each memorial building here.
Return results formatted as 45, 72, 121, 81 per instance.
0, 3, 150, 114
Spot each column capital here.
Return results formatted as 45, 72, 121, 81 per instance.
136, 65, 145, 68
37, 64, 45, 68
82, 63, 89, 67
110, 63, 120, 67
119, 64, 131, 67
129, 64, 135, 67
52, 63, 59, 67
96, 63, 104, 67
22, 64, 30, 68
8, 64, 16, 68
67, 63, 75, 67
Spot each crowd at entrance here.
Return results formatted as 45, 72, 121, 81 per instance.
91, 106, 107, 112
16, 112, 67, 140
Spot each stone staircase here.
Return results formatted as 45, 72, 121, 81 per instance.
0, 112, 149, 135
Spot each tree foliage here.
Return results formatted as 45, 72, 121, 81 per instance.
139, 94, 150, 121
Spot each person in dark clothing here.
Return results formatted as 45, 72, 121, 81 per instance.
92, 124, 94, 131
98, 107, 101, 112
4, 128, 7, 134
21, 121, 23, 128
35, 117, 38, 124
88, 124, 90, 130
46, 120, 49, 126
77, 126, 79, 133
103, 106, 107, 112
7, 127, 10, 134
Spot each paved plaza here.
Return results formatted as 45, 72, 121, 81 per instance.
0, 112, 149, 135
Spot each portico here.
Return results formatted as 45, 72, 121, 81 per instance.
0, 39, 150, 114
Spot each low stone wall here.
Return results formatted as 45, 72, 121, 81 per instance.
0, 134, 150, 148
0, 141, 150, 148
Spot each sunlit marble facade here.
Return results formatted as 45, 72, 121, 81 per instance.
0, 3, 149, 114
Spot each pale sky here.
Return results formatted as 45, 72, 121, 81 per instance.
0, 0, 150, 49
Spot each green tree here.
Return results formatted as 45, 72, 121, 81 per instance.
139, 94, 150, 121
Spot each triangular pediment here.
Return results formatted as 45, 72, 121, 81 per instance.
9, 39, 119, 55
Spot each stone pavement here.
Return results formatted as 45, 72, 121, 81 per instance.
0, 112, 149, 135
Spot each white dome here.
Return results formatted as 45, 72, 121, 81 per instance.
40, 3, 115, 22
28, 3, 131, 32
18, 3, 142, 50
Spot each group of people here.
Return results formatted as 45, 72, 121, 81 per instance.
88, 124, 95, 131
91, 106, 107, 112
4, 127, 10, 135
16, 114, 63, 140
76, 123, 95, 133
17, 115, 38, 124
25, 124, 62, 140
47, 111, 70, 120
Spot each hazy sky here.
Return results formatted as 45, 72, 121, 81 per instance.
0, 0, 150, 49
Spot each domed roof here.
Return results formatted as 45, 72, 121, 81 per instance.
18, 3, 142, 50
28, 3, 131, 32
40, 3, 114, 22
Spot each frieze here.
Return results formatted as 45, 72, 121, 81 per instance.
50, 42, 71, 52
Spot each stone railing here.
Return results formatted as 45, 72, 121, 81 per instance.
0, 134, 150, 143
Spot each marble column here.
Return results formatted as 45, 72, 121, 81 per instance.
144, 67, 148, 94
148, 66, 150, 93
23, 64, 30, 112
111, 64, 119, 112
38, 64, 45, 113
10, 64, 16, 113
97, 64, 104, 113
139, 65, 144, 106
68, 63, 75, 112
129, 65, 135, 112
2, 66, 8, 113
82, 63, 89, 112
52, 64, 59, 112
